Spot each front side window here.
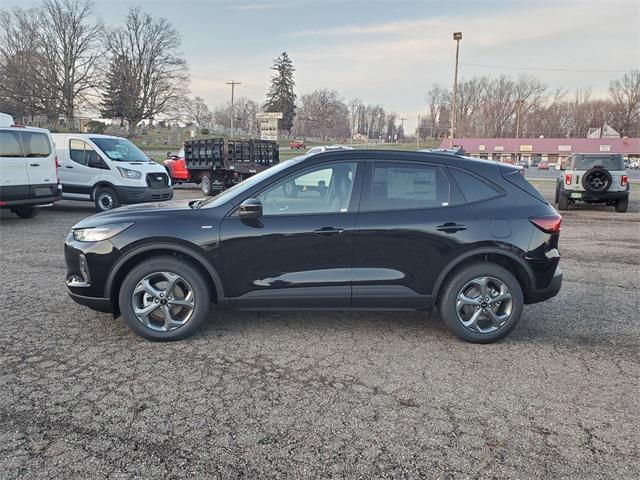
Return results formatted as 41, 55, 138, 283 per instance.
21, 132, 52, 157
364, 162, 449, 211
0, 130, 22, 157
70, 139, 92, 166
258, 162, 358, 216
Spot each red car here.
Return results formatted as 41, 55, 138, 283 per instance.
163, 147, 190, 183
537, 160, 549, 170
289, 140, 306, 149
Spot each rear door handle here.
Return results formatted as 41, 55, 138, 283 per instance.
313, 227, 345, 236
65, 165, 74, 169
30, 163, 40, 167
436, 222, 467, 233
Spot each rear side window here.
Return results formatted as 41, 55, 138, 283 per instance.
502, 169, 547, 203
21, 131, 52, 157
0, 130, 22, 157
450, 168, 501, 203
364, 162, 450, 211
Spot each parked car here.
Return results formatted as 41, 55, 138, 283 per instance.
306, 145, 354, 155
517, 160, 529, 168
65, 149, 562, 344
52, 134, 173, 211
289, 140, 307, 149
555, 153, 629, 212
537, 160, 549, 170
0, 113, 61, 218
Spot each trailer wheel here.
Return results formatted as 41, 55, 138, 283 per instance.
201, 174, 215, 196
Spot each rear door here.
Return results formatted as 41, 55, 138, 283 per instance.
20, 130, 57, 190
351, 159, 477, 308
0, 129, 30, 201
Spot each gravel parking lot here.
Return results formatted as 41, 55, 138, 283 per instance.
1, 182, 639, 479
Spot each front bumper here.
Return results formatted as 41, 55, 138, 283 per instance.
113, 185, 173, 204
527, 266, 562, 304
68, 291, 112, 313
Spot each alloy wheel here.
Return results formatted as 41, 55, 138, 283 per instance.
131, 271, 196, 332
455, 276, 513, 334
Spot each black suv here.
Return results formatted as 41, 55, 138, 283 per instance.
65, 150, 562, 343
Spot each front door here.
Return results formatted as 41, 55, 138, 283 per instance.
220, 160, 362, 308
60, 138, 107, 199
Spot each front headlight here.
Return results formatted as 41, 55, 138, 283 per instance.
73, 223, 133, 242
117, 167, 142, 180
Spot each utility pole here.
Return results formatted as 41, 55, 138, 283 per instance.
226, 81, 241, 138
450, 32, 462, 149
399, 117, 406, 143
417, 115, 421, 150
515, 99, 524, 138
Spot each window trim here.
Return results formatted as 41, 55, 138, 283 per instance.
359, 160, 453, 214
447, 166, 505, 206
230, 160, 364, 218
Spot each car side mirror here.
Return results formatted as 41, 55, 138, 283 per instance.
238, 198, 262, 218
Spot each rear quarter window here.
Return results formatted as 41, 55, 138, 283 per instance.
449, 168, 501, 203
502, 169, 547, 203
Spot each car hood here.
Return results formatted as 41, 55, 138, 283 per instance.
71, 198, 200, 229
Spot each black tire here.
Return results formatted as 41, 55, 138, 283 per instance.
615, 197, 628, 213
557, 190, 569, 210
12, 206, 39, 219
554, 182, 559, 204
283, 180, 298, 198
94, 186, 120, 211
582, 167, 612, 194
201, 174, 215, 196
118, 256, 211, 341
437, 262, 524, 344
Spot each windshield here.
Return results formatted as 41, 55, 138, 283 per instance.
573, 155, 624, 171
202, 156, 307, 208
90, 137, 151, 162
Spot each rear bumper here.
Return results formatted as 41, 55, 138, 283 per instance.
113, 185, 173, 204
527, 266, 562, 304
0, 183, 61, 207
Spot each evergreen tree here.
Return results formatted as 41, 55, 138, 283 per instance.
264, 52, 296, 132
100, 55, 130, 126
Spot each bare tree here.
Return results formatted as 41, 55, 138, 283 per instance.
185, 96, 212, 128
213, 97, 259, 134
39, 0, 103, 121
609, 70, 640, 136
293, 89, 349, 139
426, 83, 449, 138
105, 8, 188, 135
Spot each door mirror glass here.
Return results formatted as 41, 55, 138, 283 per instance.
238, 198, 263, 218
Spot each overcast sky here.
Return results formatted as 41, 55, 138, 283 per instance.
4, 0, 639, 129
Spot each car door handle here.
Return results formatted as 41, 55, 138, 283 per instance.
313, 227, 345, 236
65, 165, 74, 169
436, 222, 467, 233
30, 163, 40, 167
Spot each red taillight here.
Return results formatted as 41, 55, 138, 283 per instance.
621, 175, 628, 187
530, 214, 562, 234
565, 173, 572, 185
0, 201, 6, 206
55, 155, 60, 181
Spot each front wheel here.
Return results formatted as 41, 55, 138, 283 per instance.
12, 206, 39, 219
438, 263, 524, 343
118, 256, 211, 341
94, 186, 120, 211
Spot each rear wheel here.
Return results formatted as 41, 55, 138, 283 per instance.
94, 186, 120, 211
201, 173, 216, 196
118, 256, 211, 341
438, 262, 524, 343
12, 206, 39, 219
557, 190, 568, 210
615, 197, 628, 213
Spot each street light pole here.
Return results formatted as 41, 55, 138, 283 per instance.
450, 32, 462, 149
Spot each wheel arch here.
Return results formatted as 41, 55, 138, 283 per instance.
105, 242, 225, 316
432, 247, 536, 304
91, 181, 119, 200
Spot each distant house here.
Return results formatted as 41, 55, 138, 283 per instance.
439, 137, 640, 165
587, 124, 620, 139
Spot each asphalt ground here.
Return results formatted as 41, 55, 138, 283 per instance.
1, 182, 638, 479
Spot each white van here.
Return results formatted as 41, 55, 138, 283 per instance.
0, 113, 61, 219
52, 134, 173, 211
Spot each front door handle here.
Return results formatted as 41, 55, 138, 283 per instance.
313, 227, 345, 236
436, 222, 467, 233
30, 163, 40, 167
65, 165, 74, 169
